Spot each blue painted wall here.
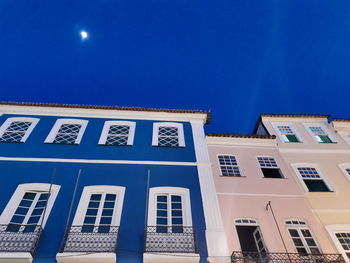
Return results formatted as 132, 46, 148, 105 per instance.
0, 114, 208, 263
0, 114, 196, 162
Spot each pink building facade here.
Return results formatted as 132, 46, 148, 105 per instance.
206, 134, 343, 262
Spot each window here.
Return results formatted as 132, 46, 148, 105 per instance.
98, 121, 136, 146
304, 123, 335, 143
297, 167, 331, 192
277, 125, 300, 142
338, 164, 350, 183
285, 220, 320, 255
0, 183, 60, 231
147, 187, 192, 233
0, 117, 39, 143
45, 119, 88, 145
71, 186, 125, 232
335, 233, 350, 260
152, 122, 185, 147
257, 157, 284, 178
218, 155, 242, 177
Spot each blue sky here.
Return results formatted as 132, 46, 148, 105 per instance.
1, 0, 350, 133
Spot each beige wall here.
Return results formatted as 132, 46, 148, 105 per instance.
260, 116, 350, 261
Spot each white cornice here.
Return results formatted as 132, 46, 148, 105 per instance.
206, 136, 276, 147
279, 148, 350, 154
0, 105, 208, 124
261, 116, 328, 123
0, 156, 208, 166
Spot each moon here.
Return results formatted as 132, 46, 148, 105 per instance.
80, 31, 88, 40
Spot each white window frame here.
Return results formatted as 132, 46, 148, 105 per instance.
235, 218, 258, 226
0, 183, 60, 228
291, 163, 333, 192
326, 224, 350, 263
98, 121, 136, 146
0, 117, 40, 143
256, 156, 285, 179
303, 123, 336, 143
152, 122, 185, 147
72, 185, 125, 227
271, 122, 302, 143
217, 154, 243, 177
285, 219, 321, 254
44, 119, 88, 144
338, 163, 350, 183
147, 187, 192, 227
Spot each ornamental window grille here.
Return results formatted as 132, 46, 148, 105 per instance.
277, 125, 299, 142
6, 191, 49, 233
105, 125, 130, 146
235, 219, 258, 225
156, 194, 183, 233
285, 220, 320, 255
309, 126, 333, 143
0, 121, 32, 143
297, 167, 330, 192
335, 233, 350, 260
257, 157, 284, 178
82, 193, 117, 233
218, 155, 242, 177
158, 127, 179, 147
53, 124, 82, 144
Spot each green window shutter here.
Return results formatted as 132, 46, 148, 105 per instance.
319, 135, 332, 143
286, 135, 299, 142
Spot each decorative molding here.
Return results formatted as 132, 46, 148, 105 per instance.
217, 192, 303, 198
0, 105, 208, 124
0, 183, 60, 228
0, 117, 40, 143
72, 185, 125, 227
0, 156, 206, 166
98, 120, 136, 145
190, 120, 229, 257
152, 122, 185, 147
44, 118, 88, 144
312, 209, 350, 213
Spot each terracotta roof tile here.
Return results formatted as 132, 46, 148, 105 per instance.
332, 119, 350, 122
0, 101, 211, 124
261, 113, 329, 118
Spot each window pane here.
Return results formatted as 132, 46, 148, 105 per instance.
23, 192, 36, 200
105, 194, 116, 201
304, 180, 330, 192
6, 224, 21, 232
261, 168, 283, 178
157, 195, 167, 202
81, 225, 94, 233
90, 194, 102, 201
319, 135, 332, 143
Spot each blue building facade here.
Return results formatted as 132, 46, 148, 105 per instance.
0, 103, 228, 263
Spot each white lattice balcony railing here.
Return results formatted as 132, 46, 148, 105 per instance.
144, 226, 197, 253
0, 224, 42, 256
60, 225, 119, 253
231, 251, 346, 263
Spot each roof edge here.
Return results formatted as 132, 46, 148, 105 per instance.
261, 113, 330, 119
0, 101, 211, 124
206, 133, 276, 139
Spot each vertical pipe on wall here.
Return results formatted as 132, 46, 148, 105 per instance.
266, 201, 290, 255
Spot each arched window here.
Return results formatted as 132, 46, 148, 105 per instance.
0, 117, 39, 143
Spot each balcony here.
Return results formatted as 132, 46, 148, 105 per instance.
0, 224, 42, 263
57, 225, 119, 263
231, 251, 345, 263
144, 226, 199, 263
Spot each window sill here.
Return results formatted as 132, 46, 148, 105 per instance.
262, 177, 287, 179
56, 252, 116, 263
97, 144, 132, 147
44, 142, 79, 145
220, 175, 246, 178
0, 252, 32, 263
152, 145, 185, 149
143, 252, 199, 263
